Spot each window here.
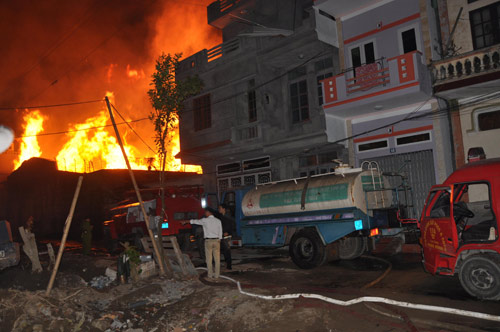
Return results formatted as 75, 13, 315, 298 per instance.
350, 41, 375, 69
357, 140, 388, 152
248, 79, 257, 122
217, 162, 241, 175
290, 79, 309, 123
470, 2, 500, 49
351, 47, 362, 68
477, 109, 500, 131
401, 28, 417, 53
428, 190, 451, 218
396, 132, 431, 146
453, 182, 497, 242
242, 156, 270, 172
193, 94, 211, 131
299, 155, 317, 167
299, 150, 338, 177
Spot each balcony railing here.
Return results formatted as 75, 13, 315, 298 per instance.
431, 45, 500, 84
232, 122, 260, 142
321, 51, 426, 111
345, 59, 390, 94
208, 0, 251, 28
207, 38, 240, 62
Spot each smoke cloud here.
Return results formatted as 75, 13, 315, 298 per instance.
0, 0, 220, 173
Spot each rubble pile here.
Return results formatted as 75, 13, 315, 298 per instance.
0, 276, 202, 331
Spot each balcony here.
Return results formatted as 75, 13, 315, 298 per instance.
208, 0, 256, 29
231, 122, 261, 142
430, 44, 500, 99
321, 51, 431, 118
177, 38, 245, 77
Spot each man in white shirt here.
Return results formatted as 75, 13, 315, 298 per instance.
187, 209, 222, 280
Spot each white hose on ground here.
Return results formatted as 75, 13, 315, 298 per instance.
196, 267, 500, 323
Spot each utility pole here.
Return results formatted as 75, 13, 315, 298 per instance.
105, 96, 169, 277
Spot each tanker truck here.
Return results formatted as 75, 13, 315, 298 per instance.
213, 163, 414, 269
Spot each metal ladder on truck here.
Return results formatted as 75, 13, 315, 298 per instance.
361, 161, 385, 208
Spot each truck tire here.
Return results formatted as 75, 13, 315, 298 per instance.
339, 237, 366, 260
458, 254, 500, 300
289, 229, 326, 269
178, 233, 193, 251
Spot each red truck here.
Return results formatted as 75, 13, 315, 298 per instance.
419, 158, 500, 300
103, 186, 205, 252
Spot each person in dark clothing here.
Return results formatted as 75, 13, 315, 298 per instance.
217, 204, 234, 270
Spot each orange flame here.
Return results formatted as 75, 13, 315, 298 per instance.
11, 1, 219, 174
13, 110, 46, 169
55, 109, 149, 173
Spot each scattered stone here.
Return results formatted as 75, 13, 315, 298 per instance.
110, 318, 125, 329
89, 275, 115, 289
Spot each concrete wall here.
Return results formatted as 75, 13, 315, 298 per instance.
341, 0, 425, 67
458, 97, 500, 162
177, 2, 346, 192
445, 0, 500, 54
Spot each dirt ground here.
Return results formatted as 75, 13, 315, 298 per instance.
1, 243, 500, 332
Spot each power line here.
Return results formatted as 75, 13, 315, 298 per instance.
110, 103, 157, 155
0, 98, 104, 111
178, 88, 500, 174
179, 48, 332, 115
14, 117, 149, 139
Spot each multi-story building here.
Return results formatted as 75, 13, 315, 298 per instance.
315, 0, 455, 218
176, 0, 346, 194
430, 0, 500, 168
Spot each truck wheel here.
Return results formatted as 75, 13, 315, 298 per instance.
178, 233, 193, 251
339, 237, 366, 260
289, 229, 326, 269
458, 254, 500, 300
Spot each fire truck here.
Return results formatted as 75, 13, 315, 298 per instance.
419, 158, 500, 300
103, 186, 205, 252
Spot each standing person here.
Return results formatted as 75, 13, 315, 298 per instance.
217, 204, 234, 270
185, 209, 222, 280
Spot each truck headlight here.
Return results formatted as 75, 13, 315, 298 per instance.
201, 197, 207, 208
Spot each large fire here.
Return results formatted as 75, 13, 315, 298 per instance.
9, 0, 220, 174
13, 111, 46, 169
55, 109, 146, 173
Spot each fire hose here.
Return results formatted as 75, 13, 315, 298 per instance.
195, 266, 500, 323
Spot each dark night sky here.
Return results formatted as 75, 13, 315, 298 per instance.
0, 0, 220, 173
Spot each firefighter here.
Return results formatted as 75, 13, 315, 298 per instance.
81, 218, 93, 255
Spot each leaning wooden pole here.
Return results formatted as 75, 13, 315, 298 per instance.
105, 96, 167, 276
46, 175, 83, 296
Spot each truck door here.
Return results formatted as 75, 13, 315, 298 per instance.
420, 185, 459, 275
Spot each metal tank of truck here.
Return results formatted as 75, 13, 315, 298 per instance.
219, 163, 412, 269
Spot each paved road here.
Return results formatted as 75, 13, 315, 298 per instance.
192, 247, 500, 331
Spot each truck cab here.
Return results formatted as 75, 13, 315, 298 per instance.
104, 186, 206, 251
419, 158, 500, 300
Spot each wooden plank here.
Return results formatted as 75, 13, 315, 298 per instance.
167, 236, 188, 276
46, 243, 55, 271
46, 175, 83, 296
18, 226, 42, 273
